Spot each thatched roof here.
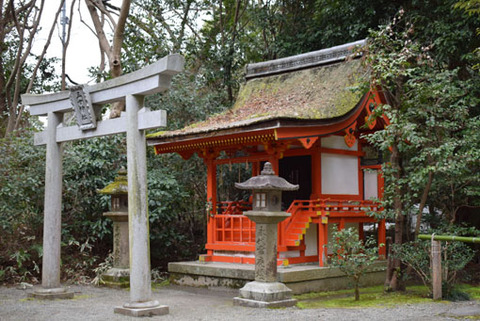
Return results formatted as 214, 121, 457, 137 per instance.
148, 40, 367, 144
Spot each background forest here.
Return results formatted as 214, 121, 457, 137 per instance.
0, 0, 479, 289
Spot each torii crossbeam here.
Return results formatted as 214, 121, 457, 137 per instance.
21, 54, 184, 317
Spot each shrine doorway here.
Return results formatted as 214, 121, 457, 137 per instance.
279, 155, 312, 209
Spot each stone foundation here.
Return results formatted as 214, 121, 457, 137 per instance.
169, 261, 386, 295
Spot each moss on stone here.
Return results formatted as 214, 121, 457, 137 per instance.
19, 297, 34, 302
71, 294, 91, 300
97, 169, 128, 195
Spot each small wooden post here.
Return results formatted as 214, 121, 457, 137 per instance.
431, 237, 442, 300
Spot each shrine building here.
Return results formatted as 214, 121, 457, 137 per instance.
147, 40, 389, 272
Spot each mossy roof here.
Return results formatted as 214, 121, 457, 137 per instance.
148, 52, 366, 143
97, 169, 128, 195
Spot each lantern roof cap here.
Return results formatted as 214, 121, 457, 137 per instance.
97, 168, 128, 195
235, 162, 299, 191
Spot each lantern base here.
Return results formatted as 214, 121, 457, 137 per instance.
233, 296, 297, 308
233, 281, 297, 308
114, 300, 169, 317
28, 287, 74, 300
101, 268, 130, 288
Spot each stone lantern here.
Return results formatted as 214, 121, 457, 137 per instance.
233, 162, 299, 308
97, 168, 130, 287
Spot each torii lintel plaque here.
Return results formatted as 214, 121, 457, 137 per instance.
70, 85, 96, 131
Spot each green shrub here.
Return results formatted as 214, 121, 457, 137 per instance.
328, 226, 381, 300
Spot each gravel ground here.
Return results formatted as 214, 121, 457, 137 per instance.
0, 284, 479, 321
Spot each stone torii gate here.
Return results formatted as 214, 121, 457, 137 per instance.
21, 54, 184, 317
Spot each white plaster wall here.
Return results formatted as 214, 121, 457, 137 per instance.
280, 251, 300, 258
363, 170, 378, 200
305, 224, 318, 256
321, 153, 359, 195
321, 135, 358, 151
214, 251, 254, 258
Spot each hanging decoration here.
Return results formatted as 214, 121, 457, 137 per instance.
344, 121, 357, 148
365, 100, 377, 130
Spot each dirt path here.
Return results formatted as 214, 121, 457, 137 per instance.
0, 285, 479, 320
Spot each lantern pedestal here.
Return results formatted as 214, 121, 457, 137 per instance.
97, 169, 131, 288
233, 211, 297, 308
28, 287, 74, 300
102, 211, 130, 288
102, 268, 130, 288
235, 281, 296, 308
114, 300, 169, 317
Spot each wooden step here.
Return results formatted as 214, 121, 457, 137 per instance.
288, 227, 307, 235
286, 239, 300, 247
286, 217, 311, 231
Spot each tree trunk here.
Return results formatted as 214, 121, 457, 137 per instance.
384, 143, 405, 291
85, 0, 130, 118
223, 0, 242, 103
414, 170, 433, 238
354, 277, 360, 301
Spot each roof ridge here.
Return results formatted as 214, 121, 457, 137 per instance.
245, 39, 366, 80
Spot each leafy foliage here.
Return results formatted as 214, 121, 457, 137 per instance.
329, 227, 381, 301
313, 0, 399, 48
363, 4, 480, 290
0, 130, 45, 282
393, 224, 478, 299
0, 130, 127, 283
147, 151, 207, 268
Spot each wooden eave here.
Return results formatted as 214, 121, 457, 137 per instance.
151, 92, 373, 156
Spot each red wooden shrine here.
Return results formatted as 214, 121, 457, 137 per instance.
148, 40, 389, 267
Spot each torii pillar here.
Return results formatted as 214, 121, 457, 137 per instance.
22, 54, 184, 317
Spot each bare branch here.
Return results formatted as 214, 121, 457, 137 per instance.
78, 0, 98, 36
61, 0, 78, 89
85, 0, 112, 55
26, 0, 64, 94
5, 0, 45, 133
110, 0, 130, 77
89, 0, 118, 29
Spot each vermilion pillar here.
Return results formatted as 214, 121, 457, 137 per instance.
206, 154, 217, 255
269, 156, 279, 175
252, 161, 259, 177
318, 223, 328, 267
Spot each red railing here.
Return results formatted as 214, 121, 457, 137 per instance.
283, 199, 381, 230
214, 214, 255, 243
217, 200, 252, 214
212, 199, 381, 245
